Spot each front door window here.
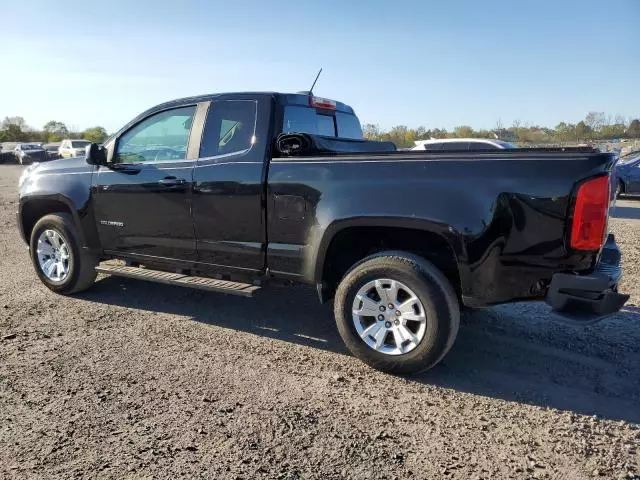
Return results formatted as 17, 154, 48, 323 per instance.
114, 106, 196, 164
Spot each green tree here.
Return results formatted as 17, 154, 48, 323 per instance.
42, 121, 69, 142
1, 124, 25, 141
82, 126, 108, 143
430, 128, 448, 139
574, 121, 592, 141
600, 123, 626, 140
362, 123, 381, 140
627, 119, 640, 138
386, 126, 411, 147
584, 112, 606, 134
453, 125, 474, 138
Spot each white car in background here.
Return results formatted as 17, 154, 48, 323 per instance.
58, 139, 91, 158
412, 138, 515, 151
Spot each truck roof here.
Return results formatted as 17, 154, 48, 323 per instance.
150, 92, 356, 115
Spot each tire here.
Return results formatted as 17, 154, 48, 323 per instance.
29, 213, 97, 294
616, 180, 624, 199
334, 251, 460, 375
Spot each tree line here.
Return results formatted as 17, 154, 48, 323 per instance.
2, 112, 639, 149
363, 112, 640, 148
0, 117, 109, 144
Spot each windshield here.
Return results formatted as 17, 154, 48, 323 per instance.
71, 140, 90, 148
282, 106, 363, 140
22, 144, 41, 150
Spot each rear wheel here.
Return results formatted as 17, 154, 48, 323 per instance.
334, 251, 460, 375
29, 213, 97, 294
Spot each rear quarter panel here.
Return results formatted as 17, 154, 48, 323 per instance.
267, 151, 615, 305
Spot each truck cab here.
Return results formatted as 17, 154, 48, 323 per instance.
84, 93, 363, 273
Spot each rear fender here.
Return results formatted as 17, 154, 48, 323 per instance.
309, 216, 470, 293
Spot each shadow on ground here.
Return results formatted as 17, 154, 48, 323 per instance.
81, 276, 640, 424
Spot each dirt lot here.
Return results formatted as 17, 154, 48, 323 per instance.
1, 164, 638, 479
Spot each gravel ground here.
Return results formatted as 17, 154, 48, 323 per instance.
0, 164, 639, 480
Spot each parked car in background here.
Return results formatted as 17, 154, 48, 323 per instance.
44, 143, 61, 160
411, 138, 516, 151
14, 143, 47, 165
0, 142, 19, 163
58, 139, 91, 158
615, 150, 640, 197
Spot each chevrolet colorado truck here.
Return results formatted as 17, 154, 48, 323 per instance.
17, 92, 629, 374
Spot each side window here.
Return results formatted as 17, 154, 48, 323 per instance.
114, 106, 196, 164
470, 143, 498, 151
199, 100, 257, 158
422, 143, 443, 151
440, 142, 470, 151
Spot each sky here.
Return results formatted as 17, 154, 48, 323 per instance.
2, 0, 639, 133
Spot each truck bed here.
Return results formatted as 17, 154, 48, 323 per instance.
267, 148, 617, 306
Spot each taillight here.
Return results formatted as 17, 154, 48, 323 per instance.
570, 175, 610, 251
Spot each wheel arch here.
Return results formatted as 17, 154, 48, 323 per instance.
311, 217, 468, 302
19, 195, 87, 248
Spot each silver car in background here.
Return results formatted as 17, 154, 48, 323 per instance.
14, 143, 47, 165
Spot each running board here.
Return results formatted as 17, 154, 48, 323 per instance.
95, 264, 260, 297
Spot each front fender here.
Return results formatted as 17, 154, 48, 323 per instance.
19, 194, 88, 244
18, 162, 100, 250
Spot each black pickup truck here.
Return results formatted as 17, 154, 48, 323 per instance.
17, 92, 628, 374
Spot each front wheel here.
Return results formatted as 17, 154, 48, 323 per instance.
29, 213, 98, 294
334, 251, 460, 375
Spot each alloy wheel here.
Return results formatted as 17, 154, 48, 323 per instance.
351, 278, 427, 355
36, 229, 71, 282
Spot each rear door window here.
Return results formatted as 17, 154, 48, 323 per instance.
200, 100, 257, 158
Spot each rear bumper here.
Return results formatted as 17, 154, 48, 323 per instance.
545, 234, 629, 323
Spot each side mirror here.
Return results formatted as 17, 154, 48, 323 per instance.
86, 143, 107, 166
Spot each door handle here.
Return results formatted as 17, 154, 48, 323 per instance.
158, 176, 186, 186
